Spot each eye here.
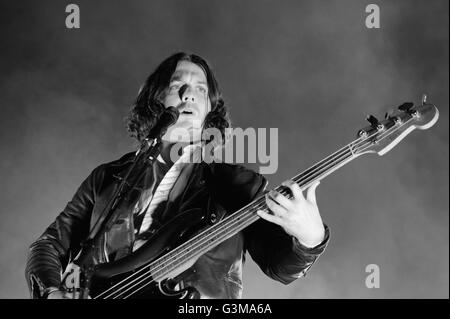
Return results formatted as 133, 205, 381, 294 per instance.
197, 86, 207, 93
168, 84, 180, 91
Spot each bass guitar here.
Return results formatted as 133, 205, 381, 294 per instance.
61, 95, 439, 299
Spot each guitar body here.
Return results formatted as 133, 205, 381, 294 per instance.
89, 264, 198, 299
63, 208, 208, 299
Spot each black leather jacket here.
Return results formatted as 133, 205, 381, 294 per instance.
25, 152, 330, 299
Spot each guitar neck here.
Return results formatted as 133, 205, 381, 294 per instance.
92, 99, 439, 298
149, 135, 366, 280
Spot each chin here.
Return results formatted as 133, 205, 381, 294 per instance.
162, 126, 202, 144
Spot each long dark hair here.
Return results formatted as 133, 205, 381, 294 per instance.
126, 52, 231, 144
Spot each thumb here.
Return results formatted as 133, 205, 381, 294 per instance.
306, 181, 320, 205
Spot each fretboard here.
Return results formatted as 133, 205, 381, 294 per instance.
92, 99, 439, 298
147, 135, 368, 282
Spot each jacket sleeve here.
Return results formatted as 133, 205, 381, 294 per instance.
210, 162, 330, 285
242, 173, 331, 285
25, 166, 102, 298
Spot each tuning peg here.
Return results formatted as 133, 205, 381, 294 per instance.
398, 102, 414, 112
366, 115, 379, 127
384, 110, 395, 119
421, 93, 428, 105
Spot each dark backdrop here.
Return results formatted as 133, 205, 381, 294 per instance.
0, 0, 448, 298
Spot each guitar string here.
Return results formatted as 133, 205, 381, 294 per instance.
116, 116, 416, 298
99, 122, 397, 299
117, 149, 356, 299
98, 140, 360, 299
119, 116, 415, 298
94, 135, 362, 298
97, 117, 414, 298
97, 130, 379, 299
103, 132, 388, 298
117, 148, 356, 299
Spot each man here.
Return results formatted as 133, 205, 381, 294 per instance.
25, 52, 330, 299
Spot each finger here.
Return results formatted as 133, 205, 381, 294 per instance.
257, 210, 282, 226
281, 179, 303, 200
268, 190, 293, 210
306, 181, 320, 205
266, 196, 288, 217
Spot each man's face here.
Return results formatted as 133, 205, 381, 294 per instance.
161, 60, 211, 144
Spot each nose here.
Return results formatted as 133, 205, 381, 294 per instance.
178, 84, 195, 102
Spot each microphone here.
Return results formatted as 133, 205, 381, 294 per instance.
147, 106, 180, 139
162, 106, 180, 125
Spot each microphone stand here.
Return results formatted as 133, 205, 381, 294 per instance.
74, 107, 179, 298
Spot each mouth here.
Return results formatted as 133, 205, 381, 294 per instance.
178, 104, 197, 116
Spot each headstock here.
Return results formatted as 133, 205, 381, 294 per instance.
353, 94, 439, 156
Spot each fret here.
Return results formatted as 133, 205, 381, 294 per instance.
348, 143, 356, 157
